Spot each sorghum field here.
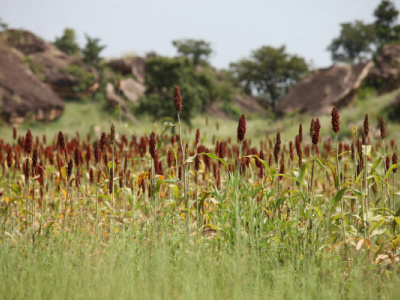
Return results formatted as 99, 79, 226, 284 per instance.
1, 86, 400, 299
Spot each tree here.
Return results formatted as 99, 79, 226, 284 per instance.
327, 21, 376, 64
82, 34, 106, 68
374, 0, 400, 47
172, 39, 212, 66
230, 45, 309, 108
137, 56, 229, 124
53, 28, 80, 56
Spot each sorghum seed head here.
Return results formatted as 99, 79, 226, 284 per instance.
312, 118, 321, 145
110, 124, 115, 145
310, 118, 315, 139
25, 130, 32, 155
89, 168, 94, 184
299, 124, 303, 143
100, 132, 107, 152
364, 113, 369, 137
195, 129, 200, 145
338, 142, 343, 161
58, 131, 65, 152
386, 156, 390, 173
173, 85, 183, 113
380, 116, 386, 139
67, 159, 73, 178
6, 146, 13, 168
331, 107, 340, 133
237, 114, 246, 142
392, 153, 398, 173
32, 149, 38, 168
149, 131, 157, 159
94, 144, 100, 164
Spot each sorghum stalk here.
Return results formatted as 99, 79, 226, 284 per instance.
173, 85, 188, 232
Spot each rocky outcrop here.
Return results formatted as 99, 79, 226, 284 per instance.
106, 56, 146, 83
368, 44, 400, 94
105, 83, 140, 125
0, 46, 65, 123
118, 77, 146, 103
276, 62, 373, 116
2, 29, 98, 98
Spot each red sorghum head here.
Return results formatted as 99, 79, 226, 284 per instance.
237, 114, 246, 142
173, 85, 183, 113
331, 107, 340, 133
380, 117, 386, 139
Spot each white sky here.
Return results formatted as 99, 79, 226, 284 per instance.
1, 0, 398, 69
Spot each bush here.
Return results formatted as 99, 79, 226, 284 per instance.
62, 64, 96, 95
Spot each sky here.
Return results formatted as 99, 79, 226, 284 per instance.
1, 0, 398, 69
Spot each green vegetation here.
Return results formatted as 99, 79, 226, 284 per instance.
53, 28, 80, 56
82, 34, 106, 69
137, 56, 235, 124
1, 88, 400, 299
328, 0, 400, 63
230, 45, 309, 108
172, 39, 213, 66
61, 64, 96, 95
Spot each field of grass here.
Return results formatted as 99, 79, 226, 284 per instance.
1, 90, 400, 299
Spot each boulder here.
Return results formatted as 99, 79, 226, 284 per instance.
106, 56, 146, 83
368, 44, 400, 94
0, 46, 65, 123
275, 62, 373, 116
105, 83, 140, 125
2, 29, 98, 98
118, 77, 146, 103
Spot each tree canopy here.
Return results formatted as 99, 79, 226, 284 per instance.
374, 0, 400, 47
327, 1, 400, 63
82, 34, 106, 68
137, 56, 233, 124
230, 45, 309, 108
53, 28, 80, 56
172, 39, 212, 66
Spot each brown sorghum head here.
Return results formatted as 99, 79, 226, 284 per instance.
195, 129, 200, 145
237, 114, 246, 142
25, 130, 32, 155
94, 144, 100, 164
361, 129, 366, 146
13, 127, 17, 140
32, 149, 38, 168
299, 124, 303, 143
89, 168, 94, 184
58, 131, 65, 152
149, 132, 157, 159
195, 154, 200, 172
295, 135, 303, 168
74, 146, 80, 167
386, 156, 390, 173
274, 132, 281, 164
380, 117, 386, 139
392, 153, 398, 173
331, 107, 340, 133
312, 118, 321, 145
100, 132, 107, 152
364, 113, 369, 137
310, 118, 315, 139
6, 146, 13, 168
67, 159, 73, 179
110, 124, 115, 145
173, 85, 183, 113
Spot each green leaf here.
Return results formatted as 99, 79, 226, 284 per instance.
108, 161, 116, 173
370, 157, 382, 174
11, 184, 21, 196
199, 152, 228, 170
333, 188, 350, 206
384, 164, 398, 180
98, 194, 111, 201
185, 154, 197, 163
311, 156, 326, 171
